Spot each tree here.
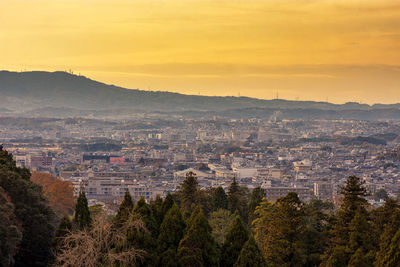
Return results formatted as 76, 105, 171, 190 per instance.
150, 195, 164, 227
374, 189, 388, 201
89, 204, 104, 218
248, 187, 265, 226
54, 211, 146, 267
133, 197, 159, 238
73, 189, 91, 230
0, 150, 55, 267
234, 236, 267, 267
209, 209, 235, 245
377, 228, 400, 267
157, 204, 186, 266
321, 176, 371, 267
254, 192, 307, 267
374, 200, 400, 266
371, 198, 400, 242
0, 187, 22, 267
114, 190, 134, 227
128, 197, 158, 266
31, 172, 75, 217
162, 193, 175, 218
53, 215, 72, 254
302, 200, 333, 267
227, 178, 249, 223
178, 209, 219, 267
347, 208, 374, 266
220, 215, 249, 267
178, 171, 199, 213
212, 186, 228, 211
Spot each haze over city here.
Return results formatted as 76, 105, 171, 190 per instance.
1, 0, 400, 104
4, 1, 400, 267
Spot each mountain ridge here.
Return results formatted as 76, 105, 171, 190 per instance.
0, 70, 398, 115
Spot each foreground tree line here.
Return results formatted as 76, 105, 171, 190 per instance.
1, 149, 400, 266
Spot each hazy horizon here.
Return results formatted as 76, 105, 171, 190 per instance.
2, 0, 400, 104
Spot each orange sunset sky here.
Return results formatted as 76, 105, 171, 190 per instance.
1, 0, 400, 104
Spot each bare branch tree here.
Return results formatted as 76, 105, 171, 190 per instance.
53, 211, 146, 267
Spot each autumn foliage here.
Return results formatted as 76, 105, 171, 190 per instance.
31, 172, 75, 216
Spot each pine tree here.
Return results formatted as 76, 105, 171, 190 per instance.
157, 203, 186, 266
209, 209, 235, 244
227, 178, 249, 223
53, 215, 72, 248
73, 189, 91, 230
162, 193, 175, 218
254, 192, 307, 267
302, 200, 333, 267
220, 215, 249, 267
178, 209, 219, 267
151, 195, 164, 227
347, 208, 374, 266
375, 205, 400, 266
234, 236, 267, 267
179, 171, 199, 213
212, 186, 228, 211
378, 228, 400, 267
113, 189, 134, 227
133, 197, 159, 238
321, 176, 370, 267
248, 187, 265, 226
128, 197, 158, 266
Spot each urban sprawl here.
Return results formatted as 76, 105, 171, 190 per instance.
2, 116, 399, 211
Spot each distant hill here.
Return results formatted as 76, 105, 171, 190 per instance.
0, 71, 368, 111
1, 70, 399, 119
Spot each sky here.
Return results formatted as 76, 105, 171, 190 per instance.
1, 0, 400, 104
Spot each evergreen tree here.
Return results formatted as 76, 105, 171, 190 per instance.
347, 208, 374, 266
162, 192, 175, 218
54, 215, 72, 247
220, 215, 249, 267
212, 186, 228, 211
128, 197, 158, 266
372, 198, 400, 255
227, 178, 249, 223
321, 176, 370, 267
73, 189, 91, 230
133, 197, 159, 238
179, 171, 199, 213
228, 178, 241, 212
0, 150, 55, 267
302, 200, 333, 267
113, 189, 134, 227
254, 192, 307, 267
178, 209, 219, 267
0, 187, 22, 267
157, 203, 186, 266
248, 187, 265, 226
209, 209, 235, 245
151, 195, 164, 227
375, 203, 400, 266
377, 228, 400, 267
234, 236, 267, 267
158, 249, 178, 267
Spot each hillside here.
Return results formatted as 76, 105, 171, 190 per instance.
0, 70, 374, 112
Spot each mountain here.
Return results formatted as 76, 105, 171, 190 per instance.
0, 70, 399, 120
0, 71, 367, 111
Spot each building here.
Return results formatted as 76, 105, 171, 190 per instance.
313, 182, 333, 201
264, 186, 312, 202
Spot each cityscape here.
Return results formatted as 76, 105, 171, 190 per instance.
2, 115, 398, 210
2, 0, 400, 266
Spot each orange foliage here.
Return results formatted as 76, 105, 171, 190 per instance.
31, 172, 75, 217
